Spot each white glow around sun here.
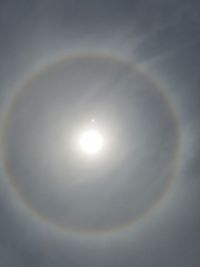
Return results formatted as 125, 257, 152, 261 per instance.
79, 129, 104, 155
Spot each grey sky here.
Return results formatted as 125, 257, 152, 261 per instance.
0, 0, 200, 267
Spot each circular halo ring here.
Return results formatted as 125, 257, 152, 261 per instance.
0, 53, 182, 236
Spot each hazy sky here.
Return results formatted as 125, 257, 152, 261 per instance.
0, 0, 200, 266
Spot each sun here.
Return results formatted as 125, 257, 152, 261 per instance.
79, 129, 104, 155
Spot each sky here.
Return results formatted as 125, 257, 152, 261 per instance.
0, 0, 200, 266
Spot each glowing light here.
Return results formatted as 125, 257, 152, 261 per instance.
79, 129, 104, 155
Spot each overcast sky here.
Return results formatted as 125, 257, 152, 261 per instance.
0, 0, 200, 266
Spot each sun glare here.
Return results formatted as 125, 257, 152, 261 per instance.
79, 129, 104, 155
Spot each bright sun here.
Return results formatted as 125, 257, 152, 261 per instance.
79, 129, 104, 155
